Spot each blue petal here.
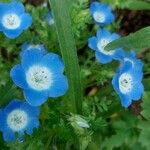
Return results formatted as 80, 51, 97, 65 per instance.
120, 94, 131, 108
40, 53, 64, 73
26, 118, 39, 135
88, 36, 97, 51
21, 49, 44, 71
112, 73, 120, 93
20, 13, 32, 29
118, 61, 133, 73
23, 89, 48, 106
95, 51, 112, 64
17, 130, 25, 141
21, 102, 40, 117
129, 70, 143, 82
113, 49, 125, 60
129, 50, 136, 57
0, 4, 7, 31
3, 129, 15, 142
133, 60, 143, 71
131, 83, 144, 100
104, 11, 115, 24
110, 33, 120, 41
7, 1, 25, 14
100, 3, 111, 11
10, 64, 29, 89
0, 3, 7, 14
0, 109, 6, 131
20, 43, 47, 57
3, 28, 22, 39
90, 2, 100, 14
48, 75, 68, 97
5, 100, 22, 114
97, 28, 111, 40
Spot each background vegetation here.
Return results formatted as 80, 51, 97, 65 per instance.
0, 0, 150, 149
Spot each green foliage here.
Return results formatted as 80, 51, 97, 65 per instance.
105, 26, 150, 52
141, 92, 150, 120
138, 92, 150, 149
49, 0, 83, 114
0, 0, 150, 149
101, 0, 150, 10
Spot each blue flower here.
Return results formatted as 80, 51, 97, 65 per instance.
112, 62, 144, 108
90, 2, 114, 26
44, 11, 54, 25
0, 1, 32, 39
88, 28, 122, 64
10, 49, 68, 106
20, 42, 47, 57
0, 100, 39, 142
114, 50, 143, 72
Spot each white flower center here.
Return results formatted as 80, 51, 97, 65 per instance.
97, 38, 114, 55
7, 109, 28, 132
119, 73, 133, 94
26, 65, 53, 91
2, 13, 21, 29
93, 11, 105, 23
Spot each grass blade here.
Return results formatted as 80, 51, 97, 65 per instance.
49, 0, 83, 114
105, 26, 150, 52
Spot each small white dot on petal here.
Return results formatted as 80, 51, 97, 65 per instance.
93, 11, 105, 23
119, 73, 133, 94
2, 13, 21, 29
7, 109, 28, 132
97, 38, 114, 55
26, 65, 53, 91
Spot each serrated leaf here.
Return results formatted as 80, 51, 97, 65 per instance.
102, 132, 128, 150
105, 26, 150, 52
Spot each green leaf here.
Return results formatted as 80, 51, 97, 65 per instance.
141, 92, 150, 121
119, 0, 150, 10
138, 121, 150, 149
102, 131, 128, 150
105, 26, 150, 52
49, 0, 83, 114
101, 0, 150, 10
143, 78, 150, 91
0, 81, 16, 107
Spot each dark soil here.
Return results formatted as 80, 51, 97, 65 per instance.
116, 9, 150, 35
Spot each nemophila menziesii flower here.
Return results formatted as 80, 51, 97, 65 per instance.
0, 100, 39, 142
90, 2, 114, 26
20, 42, 47, 57
10, 49, 68, 106
0, 1, 32, 39
88, 28, 122, 64
44, 11, 54, 25
112, 62, 144, 108
114, 50, 143, 72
